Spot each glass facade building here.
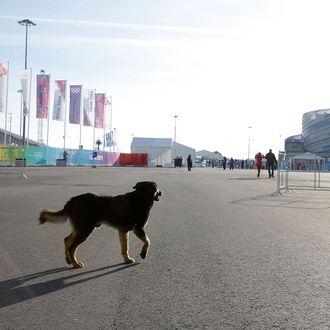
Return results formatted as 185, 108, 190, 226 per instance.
302, 109, 330, 158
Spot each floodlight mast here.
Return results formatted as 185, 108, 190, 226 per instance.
17, 19, 36, 146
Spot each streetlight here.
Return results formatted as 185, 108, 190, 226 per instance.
18, 19, 36, 146
248, 126, 252, 159
174, 115, 178, 142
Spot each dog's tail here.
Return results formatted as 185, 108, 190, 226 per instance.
39, 208, 68, 224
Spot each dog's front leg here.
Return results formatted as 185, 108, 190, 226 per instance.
133, 227, 150, 260
118, 230, 135, 263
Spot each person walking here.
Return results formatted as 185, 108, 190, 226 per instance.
63, 150, 69, 166
255, 152, 264, 177
265, 149, 277, 178
229, 157, 234, 170
187, 154, 192, 171
222, 156, 227, 170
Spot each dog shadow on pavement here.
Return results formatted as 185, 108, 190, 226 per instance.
0, 262, 139, 308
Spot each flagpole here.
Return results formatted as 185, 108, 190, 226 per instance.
18, 89, 22, 137
103, 94, 106, 150
46, 74, 50, 146
63, 81, 67, 151
27, 68, 32, 146
79, 86, 82, 149
110, 95, 112, 132
4, 62, 9, 146
92, 94, 96, 150
110, 96, 113, 152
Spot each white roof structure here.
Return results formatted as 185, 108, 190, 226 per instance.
290, 152, 325, 160
131, 137, 172, 148
196, 150, 223, 160
131, 137, 195, 167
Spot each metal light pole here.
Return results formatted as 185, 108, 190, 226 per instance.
174, 115, 178, 142
248, 126, 252, 159
18, 19, 36, 146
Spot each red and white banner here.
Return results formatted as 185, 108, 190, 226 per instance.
95, 93, 105, 128
83, 89, 95, 126
21, 69, 32, 115
0, 62, 8, 113
53, 80, 66, 121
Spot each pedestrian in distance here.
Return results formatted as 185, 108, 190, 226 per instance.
222, 156, 227, 170
63, 150, 69, 166
265, 149, 277, 178
187, 154, 192, 171
229, 157, 234, 170
255, 152, 264, 177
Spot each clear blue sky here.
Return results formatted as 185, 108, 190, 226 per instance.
1, 0, 330, 158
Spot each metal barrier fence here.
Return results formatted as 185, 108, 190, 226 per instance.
274, 152, 330, 194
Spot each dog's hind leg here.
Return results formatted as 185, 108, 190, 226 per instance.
118, 230, 135, 263
67, 228, 94, 268
64, 233, 74, 265
133, 227, 150, 260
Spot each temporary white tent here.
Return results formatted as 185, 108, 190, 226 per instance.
131, 137, 196, 167
131, 137, 173, 167
172, 141, 195, 166
290, 152, 325, 171
290, 152, 325, 160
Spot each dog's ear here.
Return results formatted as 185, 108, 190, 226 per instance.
133, 182, 144, 190
133, 181, 157, 190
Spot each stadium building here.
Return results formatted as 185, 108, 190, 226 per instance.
302, 109, 330, 158
285, 109, 330, 169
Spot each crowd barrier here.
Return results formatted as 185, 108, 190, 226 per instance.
0, 146, 148, 167
273, 151, 330, 194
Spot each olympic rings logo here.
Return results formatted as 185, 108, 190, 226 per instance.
89, 154, 103, 161
33, 152, 43, 159
71, 87, 81, 94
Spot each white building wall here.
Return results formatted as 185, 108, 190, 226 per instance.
131, 146, 172, 167
173, 142, 196, 166
131, 137, 195, 167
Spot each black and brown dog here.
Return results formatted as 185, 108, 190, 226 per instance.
39, 181, 161, 268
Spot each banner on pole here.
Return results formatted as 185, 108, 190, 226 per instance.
95, 93, 105, 128
105, 131, 113, 147
83, 89, 95, 126
21, 69, 32, 115
0, 62, 8, 113
69, 85, 82, 124
53, 80, 66, 121
36, 74, 50, 119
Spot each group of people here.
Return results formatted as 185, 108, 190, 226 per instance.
186, 149, 277, 177
255, 149, 277, 178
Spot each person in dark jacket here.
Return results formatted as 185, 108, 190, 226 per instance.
265, 149, 277, 178
229, 157, 234, 170
222, 156, 227, 170
187, 154, 192, 171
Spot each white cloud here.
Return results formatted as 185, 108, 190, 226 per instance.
0, 15, 228, 36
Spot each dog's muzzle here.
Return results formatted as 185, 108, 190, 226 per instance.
154, 190, 162, 201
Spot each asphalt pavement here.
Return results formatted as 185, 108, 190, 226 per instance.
1, 166, 330, 329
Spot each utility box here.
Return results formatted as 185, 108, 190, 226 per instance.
174, 157, 183, 167
15, 158, 26, 167
56, 159, 66, 167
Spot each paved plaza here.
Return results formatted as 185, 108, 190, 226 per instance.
1, 166, 330, 329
